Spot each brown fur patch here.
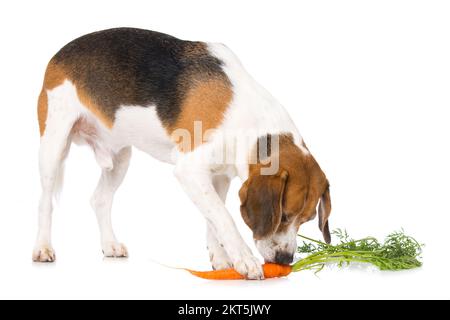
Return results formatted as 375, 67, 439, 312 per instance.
276, 136, 328, 228
168, 77, 232, 152
37, 90, 48, 136
37, 61, 66, 136
239, 170, 288, 239
183, 41, 209, 58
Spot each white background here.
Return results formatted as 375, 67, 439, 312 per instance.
0, 0, 449, 300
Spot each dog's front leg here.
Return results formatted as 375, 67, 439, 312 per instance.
207, 175, 232, 270
174, 163, 264, 280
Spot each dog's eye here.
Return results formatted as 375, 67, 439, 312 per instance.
281, 213, 289, 223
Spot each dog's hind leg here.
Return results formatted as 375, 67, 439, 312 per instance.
33, 84, 78, 262
90, 147, 131, 258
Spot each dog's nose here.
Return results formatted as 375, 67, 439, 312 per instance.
274, 251, 294, 265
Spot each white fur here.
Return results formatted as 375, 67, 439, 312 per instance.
256, 225, 298, 263
111, 106, 176, 163
34, 44, 306, 278
207, 175, 233, 270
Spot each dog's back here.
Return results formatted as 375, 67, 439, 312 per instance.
38, 28, 232, 139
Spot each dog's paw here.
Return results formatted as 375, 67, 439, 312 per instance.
232, 252, 264, 280
32, 246, 56, 262
209, 247, 233, 270
102, 242, 128, 258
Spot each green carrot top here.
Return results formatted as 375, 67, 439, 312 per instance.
293, 229, 423, 273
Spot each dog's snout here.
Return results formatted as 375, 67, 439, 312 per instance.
274, 251, 294, 265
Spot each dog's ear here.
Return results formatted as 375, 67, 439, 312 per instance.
318, 183, 331, 244
239, 171, 288, 239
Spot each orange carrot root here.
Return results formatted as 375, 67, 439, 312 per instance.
186, 263, 292, 280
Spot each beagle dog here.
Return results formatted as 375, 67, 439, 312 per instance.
34, 28, 331, 280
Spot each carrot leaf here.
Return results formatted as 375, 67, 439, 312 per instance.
292, 229, 423, 273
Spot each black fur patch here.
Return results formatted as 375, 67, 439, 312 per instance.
51, 28, 227, 125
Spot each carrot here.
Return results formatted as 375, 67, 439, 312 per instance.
186, 263, 292, 280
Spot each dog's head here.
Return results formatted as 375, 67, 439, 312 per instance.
239, 135, 331, 264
